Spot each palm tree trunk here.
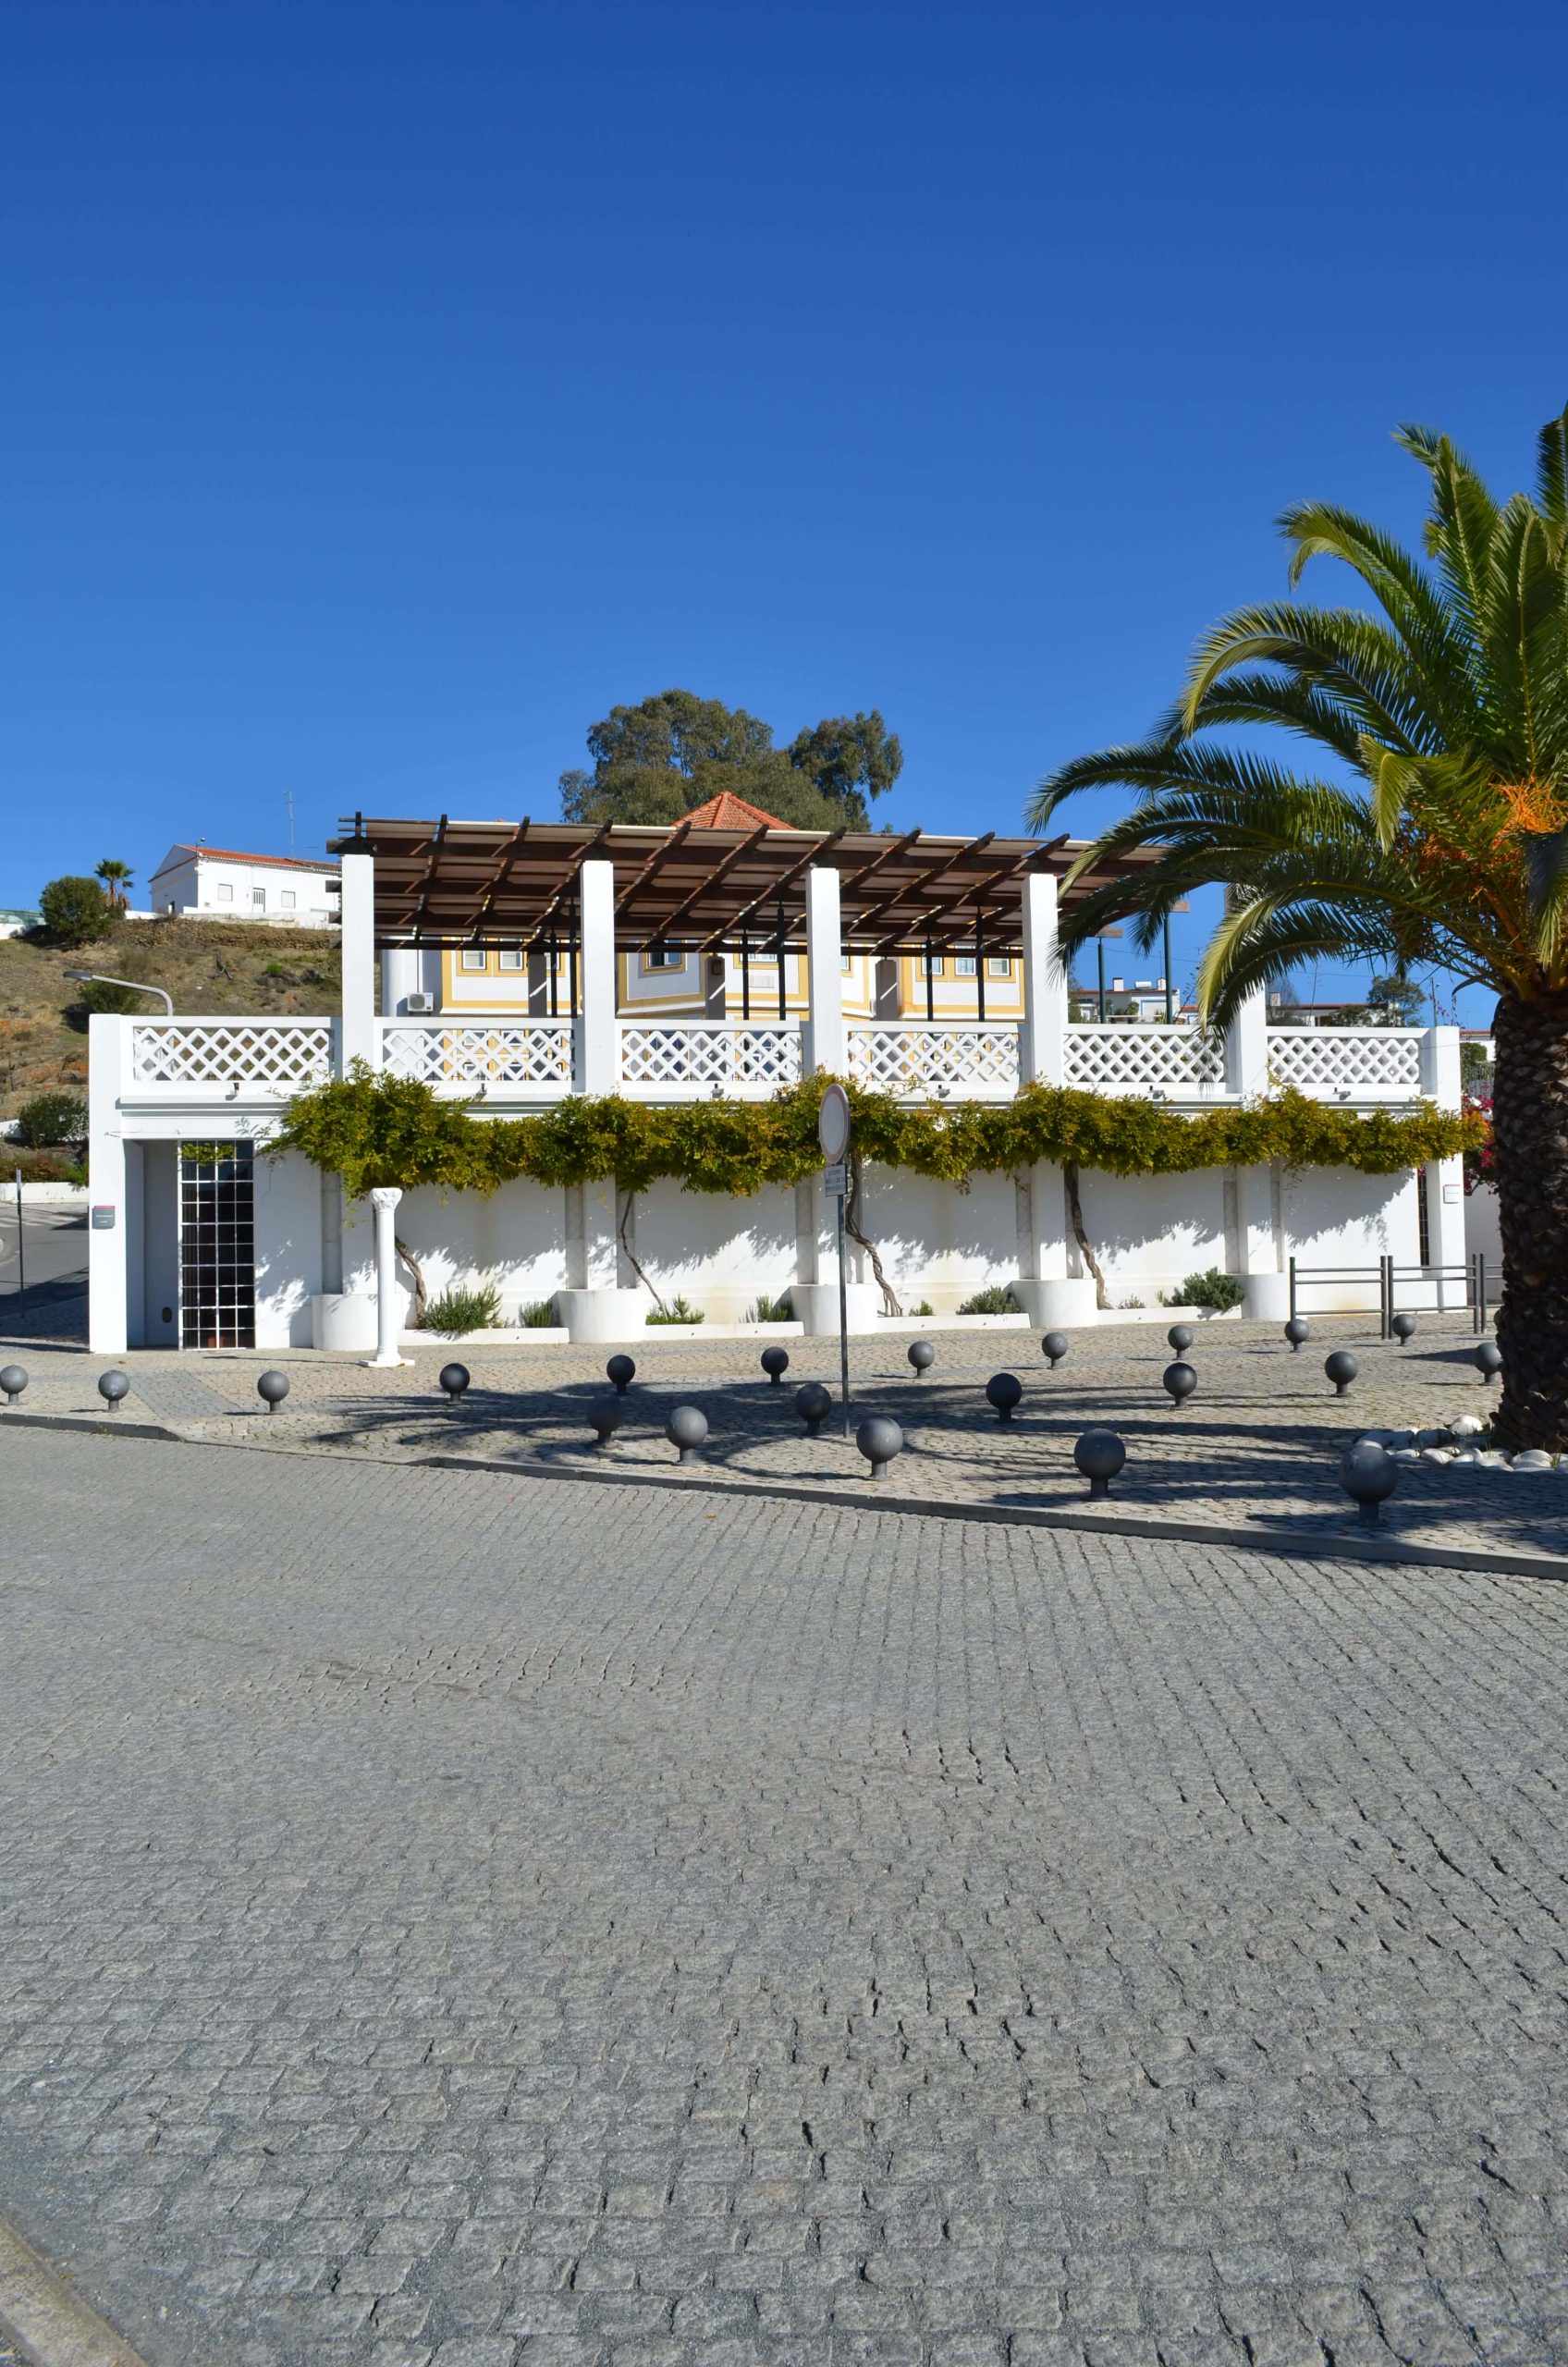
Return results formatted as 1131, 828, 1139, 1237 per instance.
1491, 992, 1568, 1451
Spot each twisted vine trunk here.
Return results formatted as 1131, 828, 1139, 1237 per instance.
1491, 991, 1568, 1450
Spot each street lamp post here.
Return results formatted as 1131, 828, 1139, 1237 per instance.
65, 972, 174, 1016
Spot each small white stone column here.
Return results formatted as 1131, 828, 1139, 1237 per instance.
802, 865, 845, 1077
1421, 1023, 1467, 1307
1019, 869, 1065, 1086
576, 858, 618, 1097
368, 1186, 409, 1366
87, 1012, 129, 1355
1224, 986, 1270, 1100
339, 853, 379, 1075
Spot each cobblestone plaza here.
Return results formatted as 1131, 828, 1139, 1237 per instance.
3, 1418, 1568, 2364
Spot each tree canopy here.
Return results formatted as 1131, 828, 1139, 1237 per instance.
559, 690, 901, 830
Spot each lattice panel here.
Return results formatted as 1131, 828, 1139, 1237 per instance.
129, 1022, 334, 1087
1266, 1027, 1422, 1096
1062, 1024, 1226, 1096
381, 1023, 575, 1088
619, 1023, 802, 1093
847, 1024, 1020, 1098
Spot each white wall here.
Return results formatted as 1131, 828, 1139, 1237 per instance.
627, 1180, 799, 1320
351, 1176, 569, 1323
1068, 1168, 1230, 1306
853, 1166, 1020, 1309
254, 1149, 325, 1347
1465, 1182, 1502, 1283
1282, 1167, 1418, 1311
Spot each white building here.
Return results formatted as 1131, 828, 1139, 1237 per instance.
147, 844, 339, 927
87, 807, 1476, 1355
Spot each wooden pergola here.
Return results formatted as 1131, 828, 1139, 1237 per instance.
329, 815, 1160, 959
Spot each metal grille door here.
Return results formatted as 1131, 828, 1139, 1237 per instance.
179, 1143, 255, 1348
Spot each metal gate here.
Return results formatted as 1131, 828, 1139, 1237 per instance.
1288, 1251, 1489, 1336
178, 1142, 255, 1349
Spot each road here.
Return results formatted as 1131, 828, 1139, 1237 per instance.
1, 1425, 1565, 2366
0, 1201, 87, 1334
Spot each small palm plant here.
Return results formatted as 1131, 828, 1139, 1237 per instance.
1028, 406, 1568, 1448
94, 858, 134, 910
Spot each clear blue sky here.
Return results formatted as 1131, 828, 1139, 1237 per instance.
6, 0, 1564, 1016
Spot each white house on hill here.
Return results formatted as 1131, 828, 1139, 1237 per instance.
148, 844, 339, 927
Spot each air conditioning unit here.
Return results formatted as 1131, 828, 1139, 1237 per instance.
402, 991, 434, 1014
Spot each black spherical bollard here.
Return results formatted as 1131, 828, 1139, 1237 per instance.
907, 1338, 936, 1380
666, 1404, 708, 1465
855, 1415, 904, 1482
606, 1354, 636, 1395
256, 1369, 290, 1417
1162, 1359, 1197, 1408
438, 1361, 471, 1409
795, 1380, 833, 1438
1390, 1311, 1417, 1346
760, 1345, 790, 1385
589, 1401, 625, 1452
1074, 1427, 1126, 1500
1340, 1438, 1400, 1527
1041, 1331, 1070, 1369
986, 1371, 1023, 1422
97, 1369, 130, 1414
1474, 1339, 1502, 1383
1167, 1323, 1194, 1354
0, 1363, 27, 1409
1325, 1350, 1359, 1397
1284, 1317, 1310, 1352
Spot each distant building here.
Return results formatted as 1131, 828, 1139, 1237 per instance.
0, 908, 41, 939
148, 845, 339, 927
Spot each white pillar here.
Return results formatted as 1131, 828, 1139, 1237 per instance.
87, 1012, 129, 1355
576, 858, 618, 1097
368, 1186, 408, 1366
1224, 986, 1270, 1100
1019, 870, 1065, 1085
803, 865, 845, 1075
339, 853, 378, 1075
380, 947, 427, 1017
1421, 1023, 1467, 1306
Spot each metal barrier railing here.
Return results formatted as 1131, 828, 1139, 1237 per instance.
1288, 1252, 1489, 1336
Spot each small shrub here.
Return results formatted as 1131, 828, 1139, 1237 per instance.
956, 1283, 1020, 1316
1177, 1267, 1245, 1313
66, 979, 147, 1031
519, 1296, 557, 1328
3, 1145, 83, 1183
749, 1289, 793, 1323
38, 875, 119, 947
880, 1298, 934, 1317
263, 960, 287, 978
1120, 1295, 1145, 1309
14, 1090, 88, 1148
424, 1283, 503, 1337
647, 1294, 704, 1326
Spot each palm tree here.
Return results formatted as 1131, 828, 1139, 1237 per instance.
94, 858, 133, 911
1027, 404, 1568, 1451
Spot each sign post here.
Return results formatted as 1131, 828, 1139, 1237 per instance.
818, 1083, 852, 1439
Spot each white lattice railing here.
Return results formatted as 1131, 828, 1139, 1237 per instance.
1063, 1023, 1227, 1097
128, 1020, 335, 1089
381, 1021, 575, 1092
619, 1021, 802, 1098
1266, 1026, 1423, 1097
847, 1022, 1021, 1099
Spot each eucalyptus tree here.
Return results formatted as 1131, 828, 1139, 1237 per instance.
1027, 406, 1568, 1449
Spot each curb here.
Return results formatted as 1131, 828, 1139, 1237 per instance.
6, 1404, 1566, 1588
0, 2212, 153, 2367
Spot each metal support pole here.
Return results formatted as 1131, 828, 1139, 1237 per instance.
741, 928, 750, 1022
1288, 1254, 1295, 1322
1163, 914, 1174, 1024
568, 892, 579, 1018
776, 897, 787, 1022
1097, 938, 1107, 1023
837, 1187, 850, 1441
925, 927, 935, 1023
975, 907, 986, 1023
1478, 1251, 1488, 1333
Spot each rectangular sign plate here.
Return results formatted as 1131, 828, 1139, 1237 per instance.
822, 1162, 847, 1197
90, 1205, 116, 1231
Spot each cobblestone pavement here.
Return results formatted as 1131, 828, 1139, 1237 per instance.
5, 1429, 1568, 2365
4, 1320, 1562, 1567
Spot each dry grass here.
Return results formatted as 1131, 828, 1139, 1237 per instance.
0, 920, 343, 1109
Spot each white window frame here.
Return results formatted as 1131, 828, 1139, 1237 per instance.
214, 881, 233, 903
251, 886, 266, 910
919, 953, 945, 978
497, 943, 523, 971
642, 944, 686, 973
280, 889, 296, 910
986, 955, 1011, 979
954, 953, 977, 978
459, 947, 488, 972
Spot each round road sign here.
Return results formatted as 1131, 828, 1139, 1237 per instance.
817, 1080, 851, 1164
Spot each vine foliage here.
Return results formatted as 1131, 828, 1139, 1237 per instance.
271, 1066, 1478, 1201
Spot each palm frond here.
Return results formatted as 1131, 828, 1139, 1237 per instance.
1179, 603, 1446, 753
1537, 402, 1568, 531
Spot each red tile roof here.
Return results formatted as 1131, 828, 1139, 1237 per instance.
151, 845, 338, 878
675, 791, 789, 831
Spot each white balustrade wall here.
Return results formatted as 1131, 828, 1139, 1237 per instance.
1063, 1024, 1226, 1097
619, 1021, 802, 1098
1265, 1025, 1424, 1098
129, 1020, 334, 1090
846, 1023, 1021, 1099
381, 1020, 575, 1092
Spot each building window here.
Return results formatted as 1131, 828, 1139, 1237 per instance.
215, 881, 233, 902
497, 943, 523, 971
840, 952, 852, 973
459, 948, 488, 972
280, 889, 296, 910
986, 956, 1011, 978
954, 954, 976, 977
642, 944, 685, 971
919, 954, 945, 977
251, 887, 265, 910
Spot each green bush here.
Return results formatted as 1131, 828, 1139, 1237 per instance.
1176, 1267, 1245, 1312
957, 1283, 1020, 1315
519, 1296, 557, 1327
749, 1289, 793, 1323
14, 1091, 88, 1148
647, 1294, 704, 1326
65, 979, 149, 1034
424, 1283, 503, 1337
38, 875, 118, 948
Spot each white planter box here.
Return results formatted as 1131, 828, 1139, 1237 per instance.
400, 1326, 571, 1345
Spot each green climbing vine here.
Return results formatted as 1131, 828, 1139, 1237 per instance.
270, 1066, 1480, 1201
